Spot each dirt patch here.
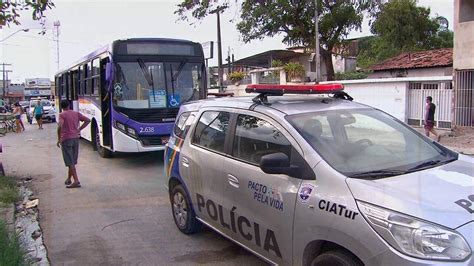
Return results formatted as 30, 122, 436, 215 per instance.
439, 127, 474, 152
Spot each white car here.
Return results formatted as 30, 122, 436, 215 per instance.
27, 99, 56, 124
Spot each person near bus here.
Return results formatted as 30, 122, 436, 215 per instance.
13, 102, 25, 133
424, 96, 440, 141
33, 100, 44, 129
57, 100, 90, 188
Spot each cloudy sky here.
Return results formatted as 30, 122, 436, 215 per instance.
0, 0, 454, 83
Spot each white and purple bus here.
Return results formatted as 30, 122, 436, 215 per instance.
55, 38, 207, 157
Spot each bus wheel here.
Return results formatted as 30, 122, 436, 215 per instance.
93, 125, 112, 158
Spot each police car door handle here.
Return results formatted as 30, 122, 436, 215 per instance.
227, 174, 239, 188
182, 157, 189, 168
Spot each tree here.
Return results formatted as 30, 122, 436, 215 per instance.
175, 0, 229, 22
366, 0, 453, 63
0, 1, 55, 30
176, 0, 380, 81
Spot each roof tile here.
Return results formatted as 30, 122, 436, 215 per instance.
370, 48, 452, 71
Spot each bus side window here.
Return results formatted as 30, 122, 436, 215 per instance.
92, 59, 100, 96
87, 62, 93, 95
82, 64, 88, 96
78, 66, 82, 96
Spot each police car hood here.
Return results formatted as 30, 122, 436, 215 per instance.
347, 154, 474, 229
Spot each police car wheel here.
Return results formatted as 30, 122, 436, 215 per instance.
311, 250, 361, 266
170, 185, 201, 234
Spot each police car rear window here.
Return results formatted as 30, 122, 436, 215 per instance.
174, 112, 190, 139
192, 111, 230, 153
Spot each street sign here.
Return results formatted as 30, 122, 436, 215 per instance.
202, 41, 214, 60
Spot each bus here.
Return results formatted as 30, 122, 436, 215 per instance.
55, 38, 207, 157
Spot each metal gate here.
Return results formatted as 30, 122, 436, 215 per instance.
407, 81, 453, 129
454, 70, 474, 127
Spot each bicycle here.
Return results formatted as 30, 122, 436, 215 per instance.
0, 114, 16, 136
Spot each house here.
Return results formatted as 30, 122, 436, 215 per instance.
216, 45, 358, 85
368, 48, 453, 79
453, 0, 474, 127
4, 84, 25, 103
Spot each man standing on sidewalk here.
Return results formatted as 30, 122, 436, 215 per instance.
57, 100, 90, 188
424, 96, 440, 141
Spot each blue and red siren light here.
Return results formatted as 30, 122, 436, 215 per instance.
245, 84, 344, 95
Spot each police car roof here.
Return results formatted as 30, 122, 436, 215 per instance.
181, 95, 370, 116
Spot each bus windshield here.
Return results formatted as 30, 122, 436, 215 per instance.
113, 61, 202, 109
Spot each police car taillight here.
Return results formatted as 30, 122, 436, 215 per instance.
245, 84, 344, 94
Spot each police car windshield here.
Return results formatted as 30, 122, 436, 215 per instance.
287, 109, 457, 178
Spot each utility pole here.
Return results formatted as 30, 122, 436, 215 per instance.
314, 0, 321, 83
210, 6, 226, 92
53, 20, 61, 71
226, 47, 231, 74
1, 63, 12, 100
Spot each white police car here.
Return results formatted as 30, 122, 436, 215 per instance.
165, 84, 473, 265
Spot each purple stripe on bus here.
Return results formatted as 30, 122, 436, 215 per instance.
111, 108, 174, 136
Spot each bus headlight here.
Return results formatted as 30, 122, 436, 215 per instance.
114, 121, 126, 131
357, 201, 471, 261
127, 127, 136, 137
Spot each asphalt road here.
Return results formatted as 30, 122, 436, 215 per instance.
1, 121, 264, 265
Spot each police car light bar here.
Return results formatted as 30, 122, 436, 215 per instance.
245, 84, 344, 95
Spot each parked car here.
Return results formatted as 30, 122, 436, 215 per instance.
27, 99, 56, 124
19, 100, 29, 113
165, 84, 473, 266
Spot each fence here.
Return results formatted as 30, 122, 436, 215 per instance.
407, 81, 453, 129
322, 76, 454, 127
454, 70, 474, 127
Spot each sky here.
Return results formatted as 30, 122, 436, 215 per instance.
0, 0, 454, 83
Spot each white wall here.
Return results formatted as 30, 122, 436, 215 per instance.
223, 84, 248, 96
339, 82, 408, 122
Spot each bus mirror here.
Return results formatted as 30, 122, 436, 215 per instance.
105, 62, 113, 81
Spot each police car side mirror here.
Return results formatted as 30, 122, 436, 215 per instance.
260, 152, 300, 177
260, 152, 316, 180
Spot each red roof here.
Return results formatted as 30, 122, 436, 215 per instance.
370, 48, 453, 71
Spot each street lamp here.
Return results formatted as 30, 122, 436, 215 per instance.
0, 28, 30, 43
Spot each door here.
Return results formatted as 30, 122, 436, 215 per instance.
100, 58, 112, 147
223, 113, 303, 264
182, 110, 232, 230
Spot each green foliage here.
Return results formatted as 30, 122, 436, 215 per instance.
430, 29, 454, 48
372, 0, 438, 52
0, 176, 19, 204
359, 0, 454, 67
175, 0, 229, 22
0, 1, 55, 30
271, 60, 285, 68
283, 62, 305, 81
228, 71, 245, 82
335, 70, 371, 80
0, 220, 27, 266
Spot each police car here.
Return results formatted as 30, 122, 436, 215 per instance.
164, 84, 473, 266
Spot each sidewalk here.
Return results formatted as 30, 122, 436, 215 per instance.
413, 126, 474, 155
